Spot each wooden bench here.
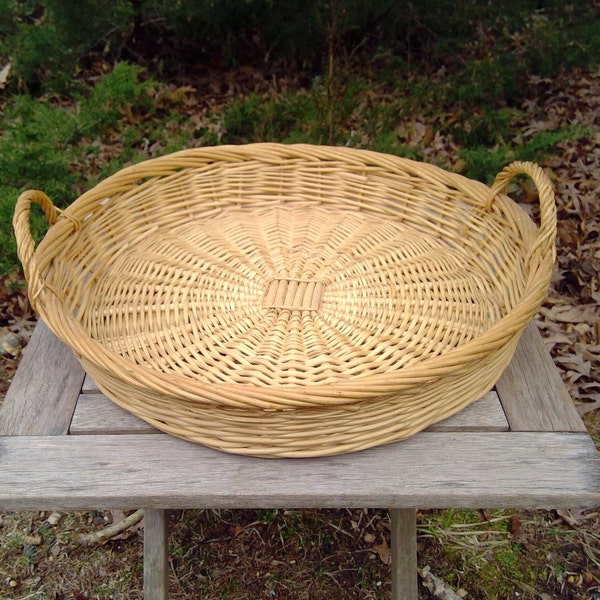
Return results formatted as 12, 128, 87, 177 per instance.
1, 320, 598, 599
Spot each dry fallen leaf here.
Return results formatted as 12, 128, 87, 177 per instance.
0, 332, 21, 357
372, 537, 391, 566
46, 512, 63, 526
577, 400, 600, 417
409, 120, 429, 146
0, 62, 11, 89
539, 304, 599, 324
556, 509, 580, 528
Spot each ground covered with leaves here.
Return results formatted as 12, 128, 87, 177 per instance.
0, 58, 599, 599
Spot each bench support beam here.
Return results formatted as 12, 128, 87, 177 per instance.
144, 509, 169, 600
391, 508, 418, 600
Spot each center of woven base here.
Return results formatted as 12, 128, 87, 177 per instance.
263, 278, 325, 311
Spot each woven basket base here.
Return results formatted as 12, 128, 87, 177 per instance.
83, 204, 501, 387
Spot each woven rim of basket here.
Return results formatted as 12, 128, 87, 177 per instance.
21, 144, 556, 409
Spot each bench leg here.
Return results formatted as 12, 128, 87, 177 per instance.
144, 509, 169, 600
390, 508, 418, 600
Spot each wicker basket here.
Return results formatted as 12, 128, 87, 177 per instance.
14, 144, 556, 457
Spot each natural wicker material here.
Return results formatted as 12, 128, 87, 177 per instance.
14, 144, 556, 457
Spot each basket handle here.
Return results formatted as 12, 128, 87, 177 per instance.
488, 161, 557, 261
13, 190, 60, 282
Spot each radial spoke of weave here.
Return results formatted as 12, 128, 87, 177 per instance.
13, 144, 556, 457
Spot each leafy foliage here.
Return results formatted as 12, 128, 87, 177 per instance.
1, 1, 598, 94
459, 127, 589, 183
76, 62, 152, 137
0, 0, 135, 93
0, 62, 153, 273
223, 92, 314, 143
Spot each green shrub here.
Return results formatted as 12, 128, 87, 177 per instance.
0, 62, 154, 275
0, 96, 78, 201
2, 1, 598, 96
223, 92, 316, 143
0, 63, 151, 199
459, 127, 587, 183
525, 4, 600, 75
76, 62, 152, 137
452, 107, 519, 148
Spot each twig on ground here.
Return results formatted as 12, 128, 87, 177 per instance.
74, 509, 144, 546
421, 566, 465, 599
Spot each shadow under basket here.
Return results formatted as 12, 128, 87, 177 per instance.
13, 144, 556, 457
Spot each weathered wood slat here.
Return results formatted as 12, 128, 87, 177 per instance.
69, 391, 508, 436
81, 374, 99, 394
391, 508, 418, 600
70, 394, 157, 434
0, 321, 85, 435
496, 322, 586, 432
0, 432, 597, 511
144, 509, 169, 600
425, 392, 507, 431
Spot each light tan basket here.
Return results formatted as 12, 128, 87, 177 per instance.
14, 144, 556, 457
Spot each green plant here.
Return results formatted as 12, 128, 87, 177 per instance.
256, 509, 279, 524
458, 145, 515, 184
459, 126, 587, 183
525, 4, 600, 76
371, 131, 423, 160
1, 0, 135, 93
0, 62, 155, 275
223, 92, 316, 143
76, 62, 152, 138
457, 107, 519, 148
0, 62, 150, 196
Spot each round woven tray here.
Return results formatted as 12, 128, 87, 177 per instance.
14, 144, 556, 457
